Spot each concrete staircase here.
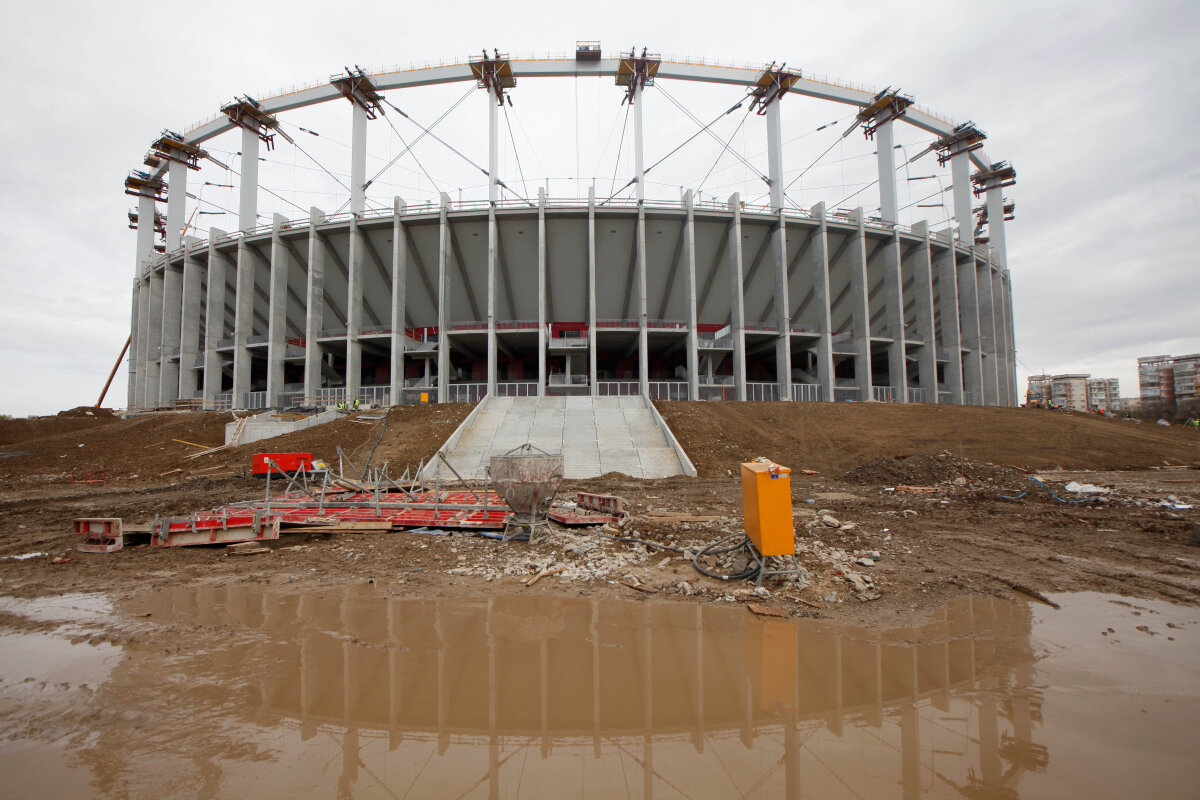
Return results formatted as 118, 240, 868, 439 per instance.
423, 395, 695, 481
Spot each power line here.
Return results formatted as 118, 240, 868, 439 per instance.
658, 85, 766, 185
363, 86, 474, 189
502, 104, 531, 198
608, 103, 631, 197
695, 104, 755, 197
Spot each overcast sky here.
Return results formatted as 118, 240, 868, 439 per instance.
1, 1, 1196, 417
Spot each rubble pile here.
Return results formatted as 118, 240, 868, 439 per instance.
840, 450, 1020, 486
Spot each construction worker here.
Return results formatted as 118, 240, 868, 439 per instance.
352, 398, 360, 410
336, 400, 346, 412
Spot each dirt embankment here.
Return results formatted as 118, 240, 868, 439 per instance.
0, 404, 473, 487
0, 401, 1198, 627
655, 401, 1200, 478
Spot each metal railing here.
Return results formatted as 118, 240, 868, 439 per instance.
447, 383, 487, 403
699, 385, 735, 402
834, 387, 860, 402
792, 383, 823, 402
243, 391, 267, 410
496, 382, 538, 397
597, 381, 639, 396
907, 387, 929, 403
548, 337, 589, 348
697, 336, 733, 350
548, 374, 589, 386
938, 391, 953, 403
872, 386, 895, 402
746, 382, 781, 402
648, 381, 688, 401
312, 387, 346, 405
358, 385, 391, 406
963, 391, 976, 405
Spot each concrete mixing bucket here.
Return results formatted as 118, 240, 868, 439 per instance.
488, 448, 564, 525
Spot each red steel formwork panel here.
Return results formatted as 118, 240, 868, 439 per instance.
152, 488, 511, 547
73, 518, 123, 553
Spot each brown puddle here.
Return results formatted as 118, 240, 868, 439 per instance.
1, 587, 1198, 799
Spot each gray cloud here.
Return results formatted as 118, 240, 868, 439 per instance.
1, 0, 1196, 415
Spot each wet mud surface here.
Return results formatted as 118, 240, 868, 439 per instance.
1, 403, 1199, 795
1, 588, 1198, 798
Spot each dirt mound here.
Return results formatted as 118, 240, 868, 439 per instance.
57, 406, 117, 419
0, 404, 474, 487
655, 401, 1200, 478
0, 412, 122, 448
839, 452, 1019, 486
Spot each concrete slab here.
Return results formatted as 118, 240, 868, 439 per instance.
423, 395, 693, 480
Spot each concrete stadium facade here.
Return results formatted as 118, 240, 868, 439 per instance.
125, 49, 1018, 410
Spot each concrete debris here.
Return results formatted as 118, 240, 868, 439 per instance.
821, 514, 841, 528
1065, 481, 1112, 495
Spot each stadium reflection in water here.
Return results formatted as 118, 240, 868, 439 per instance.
91, 585, 1045, 799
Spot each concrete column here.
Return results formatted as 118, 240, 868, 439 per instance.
127, 278, 141, 408
586, 187, 597, 397
772, 211, 792, 400
133, 278, 148, 410
436, 194, 450, 403
848, 209, 873, 400
539, 189, 548, 397
178, 236, 203, 401
882, 233, 907, 402
266, 214, 289, 408
486, 206, 498, 394
202, 230, 229, 406
158, 262, 182, 404
875, 119, 899, 224
728, 194, 747, 401
950, 150, 983, 405
956, 252, 984, 405
935, 231, 964, 405
350, 103, 367, 215
765, 89, 792, 401
977, 252, 999, 405
145, 267, 164, 406
1004, 270, 1018, 406
231, 241, 255, 407
239, 126, 259, 232
166, 159, 187, 251
809, 203, 835, 402
986, 185, 1014, 406
389, 199, 407, 406
633, 78, 649, 396
683, 191, 699, 401
637, 203, 649, 395
346, 219, 364, 401
132, 192, 156, 407
950, 151, 973, 248
910, 222, 939, 403
303, 209, 326, 401
992, 265, 1010, 406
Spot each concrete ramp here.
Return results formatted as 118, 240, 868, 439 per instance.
423, 396, 695, 481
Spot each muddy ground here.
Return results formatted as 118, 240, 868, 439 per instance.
1, 403, 1198, 627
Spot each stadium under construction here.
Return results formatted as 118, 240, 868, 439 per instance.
125, 45, 1018, 411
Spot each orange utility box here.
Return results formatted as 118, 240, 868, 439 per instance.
741, 460, 795, 556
